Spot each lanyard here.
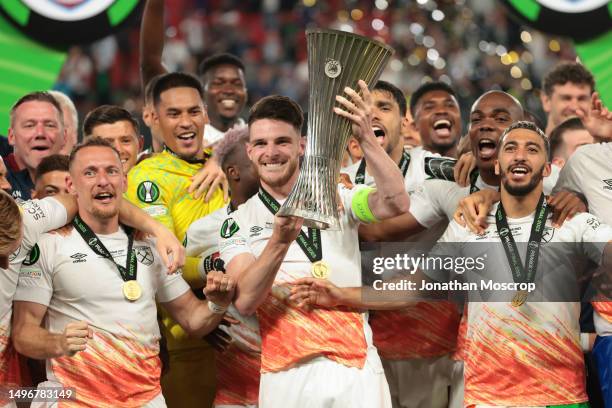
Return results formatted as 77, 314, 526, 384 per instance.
258, 188, 322, 263
495, 194, 549, 285
355, 150, 411, 185
73, 215, 137, 282
469, 169, 480, 194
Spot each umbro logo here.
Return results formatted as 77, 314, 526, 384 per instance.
603, 179, 612, 191
250, 226, 263, 237
70, 253, 87, 263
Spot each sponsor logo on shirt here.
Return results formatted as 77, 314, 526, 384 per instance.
70, 253, 87, 263
250, 226, 263, 237
21, 200, 46, 221
134, 246, 154, 266
19, 270, 41, 279
22, 244, 40, 266
137, 181, 160, 203
586, 217, 602, 231
603, 179, 612, 191
220, 218, 239, 238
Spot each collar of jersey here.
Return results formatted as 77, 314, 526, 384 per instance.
163, 146, 208, 165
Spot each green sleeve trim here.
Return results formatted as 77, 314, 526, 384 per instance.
351, 187, 379, 223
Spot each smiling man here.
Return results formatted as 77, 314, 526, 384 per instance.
6, 92, 67, 202
12, 137, 233, 408
83, 105, 144, 174
125, 72, 226, 407
220, 87, 409, 407
344, 81, 464, 408
31, 154, 70, 199
541, 62, 594, 135
198, 53, 248, 147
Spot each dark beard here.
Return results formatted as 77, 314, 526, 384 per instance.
501, 164, 545, 196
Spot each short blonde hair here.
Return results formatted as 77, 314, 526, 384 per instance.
0, 190, 22, 256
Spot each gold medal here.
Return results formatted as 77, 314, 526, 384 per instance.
123, 280, 142, 301
511, 290, 528, 307
311, 260, 330, 279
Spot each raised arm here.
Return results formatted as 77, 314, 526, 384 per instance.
224, 215, 303, 315
334, 80, 409, 221
140, 0, 168, 90
13, 301, 92, 359
119, 199, 185, 273
162, 271, 234, 338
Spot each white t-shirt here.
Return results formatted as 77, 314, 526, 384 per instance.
410, 175, 498, 229
14, 226, 189, 407
553, 142, 612, 225
185, 204, 261, 354
553, 142, 612, 332
343, 146, 448, 194
428, 205, 612, 406
0, 198, 66, 393
219, 185, 383, 374
203, 119, 246, 147
543, 162, 561, 194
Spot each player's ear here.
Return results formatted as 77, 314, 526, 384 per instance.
66, 174, 77, 196
542, 162, 551, 178
494, 159, 500, 176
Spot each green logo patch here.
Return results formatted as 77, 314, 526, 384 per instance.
220, 218, 239, 238
22, 244, 40, 266
137, 181, 160, 203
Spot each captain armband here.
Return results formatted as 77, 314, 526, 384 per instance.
351, 187, 379, 224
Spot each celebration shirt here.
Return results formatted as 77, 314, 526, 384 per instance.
14, 228, 189, 407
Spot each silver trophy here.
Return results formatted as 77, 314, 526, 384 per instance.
277, 28, 394, 229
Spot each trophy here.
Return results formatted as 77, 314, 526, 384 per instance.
277, 28, 394, 230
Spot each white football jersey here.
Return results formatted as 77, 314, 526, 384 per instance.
0, 198, 66, 393
343, 146, 448, 194
186, 203, 261, 353
14, 227, 189, 407
429, 206, 612, 406
553, 142, 612, 332
219, 185, 383, 373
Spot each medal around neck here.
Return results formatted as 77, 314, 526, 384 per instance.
276, 29, 394, 230
311, 260, 330, 279
511, 290, 528, 308
123, 280, 142, 301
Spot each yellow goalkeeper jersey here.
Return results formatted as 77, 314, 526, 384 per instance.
126, 148, 225, 351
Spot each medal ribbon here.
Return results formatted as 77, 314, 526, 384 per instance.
469, 169, 480, 194
258, 188, 322, 263
73, 214, 137, 282
355, 150, 411, 185
495, 194, 549, 286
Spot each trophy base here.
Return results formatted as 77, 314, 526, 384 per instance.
277, 155, 341, 231
277, 206, 340, 231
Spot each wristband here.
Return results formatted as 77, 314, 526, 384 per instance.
208, 301, 228, 315
351, 186, 379, 223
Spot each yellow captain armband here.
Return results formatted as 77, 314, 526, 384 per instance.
351, 186, 379, 223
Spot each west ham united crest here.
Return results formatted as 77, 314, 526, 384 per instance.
134, 246, 154, 266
